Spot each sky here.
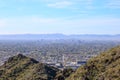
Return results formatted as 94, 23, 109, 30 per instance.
0, 0, 120, 35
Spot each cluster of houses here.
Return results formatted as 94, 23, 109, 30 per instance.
41, 53, 96, 69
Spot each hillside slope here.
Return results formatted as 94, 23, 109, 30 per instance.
0, 46, 120, 80
67, 46, 120, 80
0, 54, 59, 80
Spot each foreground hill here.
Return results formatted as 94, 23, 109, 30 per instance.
0, 46, 120, 80
67, 46, 120, 80
0, 54, 59, 80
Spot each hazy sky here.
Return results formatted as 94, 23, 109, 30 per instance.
0, 0, 120, 34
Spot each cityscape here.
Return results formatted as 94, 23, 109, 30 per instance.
37, 53, 96, 69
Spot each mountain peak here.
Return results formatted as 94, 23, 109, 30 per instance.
0, 54, 59, 80
5, 54, 27, 63
16, 54, 26, 58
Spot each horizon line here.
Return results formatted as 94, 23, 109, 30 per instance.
0, 33, 119, 36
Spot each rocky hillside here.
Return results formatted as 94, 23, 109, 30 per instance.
0, 46, 120, 80
0, 54, 59, 80
67, 46, 120, 80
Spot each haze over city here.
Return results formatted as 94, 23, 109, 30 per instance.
0, 0, 120, 34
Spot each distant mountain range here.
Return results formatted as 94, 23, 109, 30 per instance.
0, 34, 120, 40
